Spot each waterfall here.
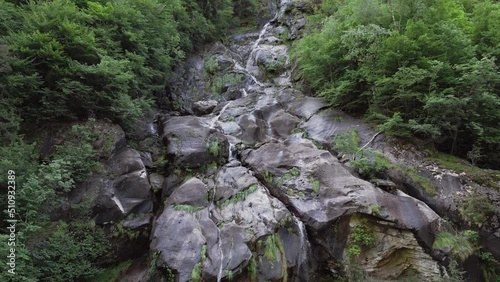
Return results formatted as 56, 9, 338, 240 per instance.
231, 11, 280, 90
111, 196, 125, 214
241, 88, 248, 97
209, 101, 233, 129
232, 59, 264, 87
251, 22, 272, 51
215, 213, 224, 282
148, 123, 158, 135
292, 214, 311, 280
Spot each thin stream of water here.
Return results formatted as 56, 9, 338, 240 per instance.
232, 59, 264, 87
292, 214, 310, 281
209, 101, 233, 128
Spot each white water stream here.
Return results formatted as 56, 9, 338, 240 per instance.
232, 59, 265, 87
210, 11, 311, 281
215, 211, 224, 282
292, 215, 310, 266
209, 101, 233, 129
251, 22, 272, 51
111, 196, 125, 214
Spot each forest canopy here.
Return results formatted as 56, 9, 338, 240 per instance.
0, 0, 261, 135
292, 0, 500, 169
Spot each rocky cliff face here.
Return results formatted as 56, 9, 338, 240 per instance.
49, 0, 499, 281
140, 0, 453, 280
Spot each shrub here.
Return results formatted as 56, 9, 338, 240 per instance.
347, 224, 375, 258
206, 140, 221, 157
458, 193, 495, 226
433, 230, 478, 262
30, 221, 111, 282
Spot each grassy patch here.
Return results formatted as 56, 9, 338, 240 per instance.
458, 193, 495, 226
277, 167, 302, 187
261, 233, 287, 278
206, 140, 221, 157
333, 130, 438, 195
203, 161, 218, 172
201, 244, 207, 262
248, 256, 257, 281
91, 260, 132, 282
173, 204, 204, 213
217, 184, 259, 206
191, 262, 202, 282
310, 177, 320, 193
210, 73, 243, 95
225, 269, 234, 281
204, 55, 220, 77
368, 204, 381, 216
426, 153, 500, 190
112, 221, 147, 240
433, 230, 479, 262
264, 171, 274, 184
222, 114, 236, 122
404, 168, 436, 196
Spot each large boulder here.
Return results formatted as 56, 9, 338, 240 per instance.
161, 116, 229, 168
245, 42, 288, 82
242, 137, 450, 279
167, 177, 209, 207
301, 108, 376, 145
214, 166, 259, 202
150, 164, 308, 282
89, 121, 127, 159
92, 147, 153, 224
269, 109, 301, 138
150, 207, 212, 282
49, 121, 151, 225
277, 0, 313, 39
370, 139, 500, 262
193, 100, 218, 115
317, 214, 443, 281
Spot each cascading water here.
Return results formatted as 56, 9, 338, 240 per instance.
230, 11, 280, 91
210, 10, 310, 282
246, 11, 278, 69
208, 181, 225, 282
111, 196, 125, 214
232, 59, 264, 87
292, 214, 311, 281
148, 123, 158, 135
215, 211, 224, 282
251, 22, 272, 51
241, 88, 248, 97
209, 101, 233, 129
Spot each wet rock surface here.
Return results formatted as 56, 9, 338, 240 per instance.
161, 115, 230, 168
106, 0, 500, 281
193, 100, 218, 115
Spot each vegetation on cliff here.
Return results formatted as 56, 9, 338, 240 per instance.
0, 0, 260, 280
292, 0, 500, 169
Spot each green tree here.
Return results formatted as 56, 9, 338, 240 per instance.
292, 0, 500, 168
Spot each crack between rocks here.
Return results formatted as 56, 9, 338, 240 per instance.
303, 104, 333, 123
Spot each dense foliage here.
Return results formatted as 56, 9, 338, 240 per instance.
0, 0, 261, 280
0, 122, 108, 281
292, 0, 500, 169
0, 0, 260, 132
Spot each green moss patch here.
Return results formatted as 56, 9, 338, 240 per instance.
426, 153, 500, 190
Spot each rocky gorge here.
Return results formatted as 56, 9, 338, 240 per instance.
39, 0, 500, 281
